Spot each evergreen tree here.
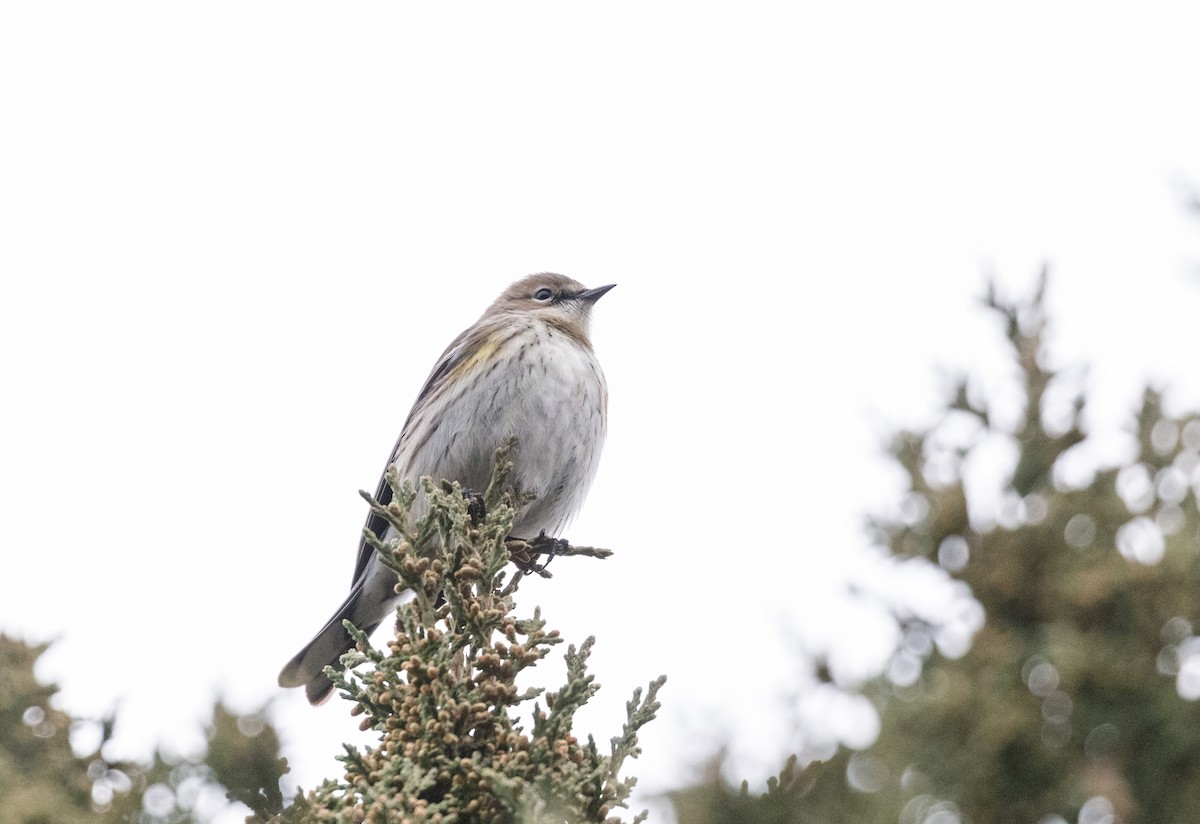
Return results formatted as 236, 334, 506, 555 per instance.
865, 276, 1200, 823
273, 446, 665, 823
0, 635, 288, 823
672, 275, 1200, 823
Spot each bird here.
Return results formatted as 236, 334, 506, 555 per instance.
278, 273, 614, 704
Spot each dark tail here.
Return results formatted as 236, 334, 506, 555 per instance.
278, 581, 380, 705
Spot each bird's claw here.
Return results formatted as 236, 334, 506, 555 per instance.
505, 530, 570, 578
463, 488, 487, 527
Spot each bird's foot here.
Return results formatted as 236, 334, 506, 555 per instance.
499, 532, 612, 596
462, 488, 487, 527
505, 530, 571, 578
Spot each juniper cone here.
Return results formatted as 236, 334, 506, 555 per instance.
279, 274, 614, 704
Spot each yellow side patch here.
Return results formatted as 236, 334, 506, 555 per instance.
449, 336, 504, 382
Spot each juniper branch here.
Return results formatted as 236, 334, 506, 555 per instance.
277, 443, 664, 823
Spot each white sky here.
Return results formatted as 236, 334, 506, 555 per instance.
3, 3, 1200, 821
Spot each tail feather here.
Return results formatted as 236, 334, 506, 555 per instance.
279, 581, 380, 705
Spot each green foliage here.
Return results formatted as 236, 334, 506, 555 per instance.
277, 444, 665, 823
668, 752, 886, 824
207, 702, 290, 819
0, 635, 94, 824
672, 274, 1200, 823
0, 635, 288, 823
866, 275, 1200, 823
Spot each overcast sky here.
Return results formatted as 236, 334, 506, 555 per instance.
3, 3, 1200, 821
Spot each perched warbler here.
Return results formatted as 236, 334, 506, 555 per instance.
279, 273, 614, 704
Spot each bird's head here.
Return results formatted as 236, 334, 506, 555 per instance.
490, 273, 615, 345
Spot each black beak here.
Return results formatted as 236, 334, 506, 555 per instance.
576, 283, 616, 303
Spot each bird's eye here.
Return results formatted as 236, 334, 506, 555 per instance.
534, 288, 554, 301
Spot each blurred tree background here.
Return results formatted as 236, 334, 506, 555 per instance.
0, 635, 287, 823
670, 276, 1200, 824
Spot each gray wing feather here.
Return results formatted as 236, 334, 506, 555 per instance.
349, 327, 482, 587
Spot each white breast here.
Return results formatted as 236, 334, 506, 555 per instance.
399, 322, 607, 537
